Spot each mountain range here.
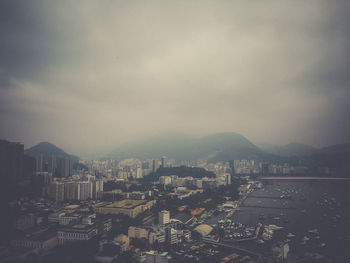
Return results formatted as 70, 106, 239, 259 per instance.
24, 133, 350, 174
103, 132, 278, 162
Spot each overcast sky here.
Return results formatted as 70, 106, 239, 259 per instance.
1, 0, 350, 156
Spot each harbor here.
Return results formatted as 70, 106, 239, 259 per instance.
228, 179, 350, 262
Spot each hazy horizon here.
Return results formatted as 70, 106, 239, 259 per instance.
1, 1, 350, 156
17, 131, 350, 159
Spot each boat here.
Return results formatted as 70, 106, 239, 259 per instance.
287, 233, 295, 238
301, 236, 310, 245
268, 224, 283, 230
308, 229, 319, 234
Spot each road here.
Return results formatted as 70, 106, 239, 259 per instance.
203, 239, 263, 258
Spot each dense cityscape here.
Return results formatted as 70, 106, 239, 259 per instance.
1, 139, 350, 263
1, 1, 350, 262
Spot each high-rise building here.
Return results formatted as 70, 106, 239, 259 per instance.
92, 179, 104, 199
165, 227, 178, 245
48, 182, 65, 201
136, 166, 143, 179
78, 181, 92, 200
31, 172, 52, 195
158, 210, 170, 225
56, 157, 70, 178
152, 159, 159, 173
64, 181, 79, 200
161, 156, 167, 168
0, 140, 24, 181
225, 174, 231, 185
262, 163, 269, 175
35, 155, 44, 172
35, 155, 57, 174
23, 155, 36, 178
229, 160, 235, 176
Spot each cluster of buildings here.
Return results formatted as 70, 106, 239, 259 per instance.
229, 160, 309, 175
268, 163, 308, 175
1, 138, 340, 263
80, 156, 174, 181
35, 154, 73, 178
10, 202, 112, 252
194, 159, 311, 176
159, 174, 232, 190
88, 208, 193, 263
35, 174, 104, 202
8, 176, 262, 262
77, 155, 328, 186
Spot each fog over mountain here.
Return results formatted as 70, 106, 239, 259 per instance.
26, 132, 350, 172
1, 1, 350, 156
260, 143, 318, 157
105, 132, 272, 161
25, 141, 79, 162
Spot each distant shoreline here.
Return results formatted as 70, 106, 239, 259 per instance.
259, 176, 350, 180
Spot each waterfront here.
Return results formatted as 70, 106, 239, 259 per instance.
232, 180, 350, 262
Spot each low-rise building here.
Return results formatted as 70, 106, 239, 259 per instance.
14, 213, 36, 230
145, 251, 169, 263
57, 224, 98, 245
11, 231, 58, 251
149, 230, 166, 244
114, 234, 129, 247
128, 226, 149, 239
95, 199, 156, 218
48, 211, 81, 225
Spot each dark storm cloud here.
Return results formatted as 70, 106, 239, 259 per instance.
0, 1, 49, 81
0, 0, 350, 156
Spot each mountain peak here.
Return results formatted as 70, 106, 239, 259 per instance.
25, 142, 78, 162
105, 131, 271, 162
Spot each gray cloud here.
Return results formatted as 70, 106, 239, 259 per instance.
0, 0, 350, 156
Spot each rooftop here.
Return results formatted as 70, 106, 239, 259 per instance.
194, 224, 213, 236
13, 230, 56, 242
172, 213, 193, 224
105, 199, 148, 209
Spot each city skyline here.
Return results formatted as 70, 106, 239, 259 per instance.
1, 2, 350, 262
1, 1, 350, 156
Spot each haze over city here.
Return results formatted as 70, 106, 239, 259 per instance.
1, 0, 350, 156
2, 2, 350, 263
